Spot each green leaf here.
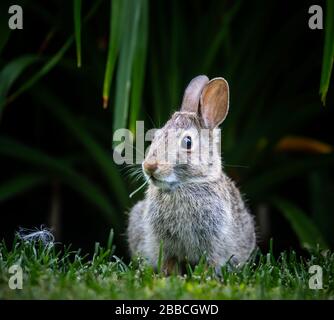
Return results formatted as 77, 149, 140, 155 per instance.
244, 154, 334, 199
168, 0, 181, 110
32, 87, 128, 208
129, 0, 148, 133
150, 53, 164, 126
74, 0, 82, 67
0, 174, 46, 202
228, 97, 320, 164
5, 37, 73, 107
309, 171, 334, 247
3, 0, 103, 110
320, 0, 334, 105
113, 0, 142, 132
0, 55, 40, 116
0, 137, 120, 229
272, 197, 328, 249
202, 0, 241, 72
102, 0, 123, 108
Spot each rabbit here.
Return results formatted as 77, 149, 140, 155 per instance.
127, 75, 256, 274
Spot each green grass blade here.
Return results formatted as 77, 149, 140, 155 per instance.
107, 228, 114, 251
150, 54, 164, 126
157, 240, 163, 274
0, 174, 46, 202
320, 0, 334, 105
272, 197, 328, 249
73, 0, 82, 67
0, 136, 120, 229
113, 0, 142, 132
102, 0, 123, 108
129, 0, 148, 133
0, 55, 40, 116
32, 87, 128, 208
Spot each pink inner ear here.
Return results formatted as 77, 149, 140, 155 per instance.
180, 75, 209, 113
200, 78, 229, 128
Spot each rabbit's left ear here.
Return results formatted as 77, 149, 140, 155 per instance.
200, 78, 229, 128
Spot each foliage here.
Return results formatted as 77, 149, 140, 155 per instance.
0, 0, 333, 251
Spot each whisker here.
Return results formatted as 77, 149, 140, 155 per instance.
122, 163, 141, 172
128, 170, 143, 179
129, 177, 150, 198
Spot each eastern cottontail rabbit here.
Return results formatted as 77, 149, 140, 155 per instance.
127, 75, 256, 274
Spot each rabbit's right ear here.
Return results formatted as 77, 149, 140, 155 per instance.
181, 75, 209, 112
200, 78, 229, 128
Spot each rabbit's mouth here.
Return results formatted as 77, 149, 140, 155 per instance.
150, 175, 178, 189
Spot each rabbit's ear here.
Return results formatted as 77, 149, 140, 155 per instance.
181, 75, 209, 112
200, 77, 229, 128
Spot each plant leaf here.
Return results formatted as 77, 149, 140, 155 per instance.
244, 154, 334, 199
275, 135, 333, 154
0, 136, 120, 229
320, 0, 334, 105
0, 55, 40, 116
3, 0, 103, 110
129, 0, 148, 133
31, 86, 128, 208
309, 171, 334, 246
0, 174, 46, 202
113, 0, 142, 132
202, 0, 242, 72
5, 37, 73, 107
271, 197, 328, 249
74, 0, 82, 67
102, 0, 123, 108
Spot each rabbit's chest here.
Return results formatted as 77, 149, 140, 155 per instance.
147, 194, 222, 261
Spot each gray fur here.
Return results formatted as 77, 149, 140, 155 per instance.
127, 76, 256, 273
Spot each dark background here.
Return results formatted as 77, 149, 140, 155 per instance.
0, 0, 333, 259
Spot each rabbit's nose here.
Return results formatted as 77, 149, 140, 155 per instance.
143, 161, 158, 175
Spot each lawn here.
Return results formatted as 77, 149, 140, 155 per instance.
0, 235, 333, 300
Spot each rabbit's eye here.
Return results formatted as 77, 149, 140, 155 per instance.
181, 136, 192, 150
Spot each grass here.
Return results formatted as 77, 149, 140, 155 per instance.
0, 236, 333, 300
